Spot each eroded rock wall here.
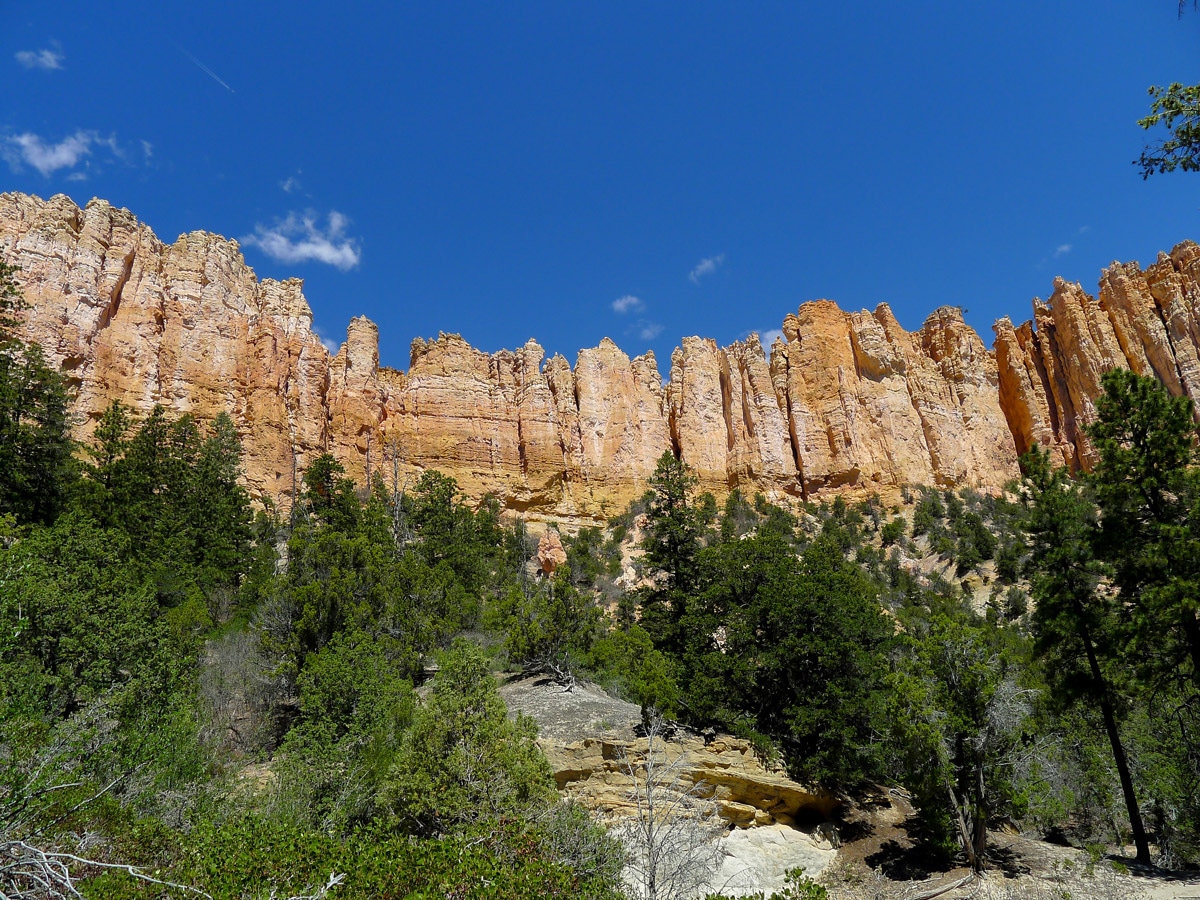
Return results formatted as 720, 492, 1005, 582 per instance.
5, 191, 1200, 520
993, 242, 1200, 472
0, 191, 330, 501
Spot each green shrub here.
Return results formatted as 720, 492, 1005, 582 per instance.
881, 518, 906, 547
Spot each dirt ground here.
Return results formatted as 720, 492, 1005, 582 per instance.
499, 673, 1200, 899
824, 787, 1200, 900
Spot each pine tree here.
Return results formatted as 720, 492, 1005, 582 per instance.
0, 262, 75, 525
1088, 369, 1200, 686
1022, 445, 1151, 865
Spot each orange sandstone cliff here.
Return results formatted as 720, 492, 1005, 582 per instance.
3, 191, 1199, 522
992, 241, 1200, 472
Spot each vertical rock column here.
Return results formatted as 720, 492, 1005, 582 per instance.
666, 335, 800, 500
993, 242, 1200, 472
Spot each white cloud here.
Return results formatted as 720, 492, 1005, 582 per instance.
314, 327, 342, 355
612, 294, 644, 314
16, 47, 63, 70
3, 130, 114, 177
760, 328, 783, 347
281, 176, 300, 193
689, 253, 725, 284
1054, 244, 1072, 258
241, 211, 362, 270
141, 140, 153, 160
639, 321, 663, 340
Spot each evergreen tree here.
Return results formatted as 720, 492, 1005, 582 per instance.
675, 530, 892, 784
405, 469, 504, 597
1022, 445, 1151, 865
189, 413, 254, 591
302, 453, 360, 531
0, 262, 75, 525
638, 452, 711, 655
488, 565, 601, 682
890, 611, 1034, 872
76, 404, 253, 603
642, 451, 705, 592
378, 642, 554, 835
1087, 369, 1200, 687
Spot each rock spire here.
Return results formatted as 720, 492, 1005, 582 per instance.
4, 191, 1199, 522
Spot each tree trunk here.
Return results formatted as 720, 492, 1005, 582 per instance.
971, 764, 988, 873
1181, 613, 1200, 688
1080, 618, 1152, 865
947, 783, 978, 873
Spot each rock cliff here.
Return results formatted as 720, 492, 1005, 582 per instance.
4, 191, 1199, 520
498, 675, 840, 897
993, 242, 1200, 471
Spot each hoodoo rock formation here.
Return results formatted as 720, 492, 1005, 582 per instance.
993, 241, 1200, 472
4, 191, 1200, 521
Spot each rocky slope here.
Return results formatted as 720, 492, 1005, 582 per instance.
498, 675, 840, 897
4, 191, 1199, 520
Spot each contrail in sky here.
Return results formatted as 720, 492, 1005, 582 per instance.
179, 46, 235, 93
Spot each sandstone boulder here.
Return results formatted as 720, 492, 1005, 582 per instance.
536, 530, 567, 575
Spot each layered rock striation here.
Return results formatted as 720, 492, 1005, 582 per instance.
4, 191, 1199, 520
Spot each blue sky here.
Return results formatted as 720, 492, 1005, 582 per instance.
3, 3, 1198, 372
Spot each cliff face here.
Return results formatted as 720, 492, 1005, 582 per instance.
0, 192, 330, 501
3, 191, 1199, 521
993, 242, 1200, 471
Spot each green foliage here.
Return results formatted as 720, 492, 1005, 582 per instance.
273, 629, 415, 832
642, 451, 707, 591
405, 469, 506, 597
378, 641, 555, 835
994, 538, 1024, 584
943, 490, 964, 524
880, 517, 906, 547
1021, 447, 1116, 711
911, 490, 945, 537
953, 510, 996, 576
564, 525, 623, 588
0, 512, 172, 716
1087, 369, 1200, 686
303, 452, 360, 531
889, 610, 1035, 871
74, 404, 254, 601
585, 624, 680, 716
487, 567, 601, 677
675, 530, 892, 784
1020, 369, 1200, 864
0, 263, 76, 525
638, 452, 712, 654
260, 463, 511, 691
89, 815, 625, 900
1137, 81, 1200, 177
236, 506, 282, 613
0, 259, 24, 347
262, 514, 468, 682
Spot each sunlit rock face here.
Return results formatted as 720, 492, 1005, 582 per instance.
771, 300, 1018, 495
4, 191, 1200, 520
0, 191, 330, 502
993, 241, 1200, 473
